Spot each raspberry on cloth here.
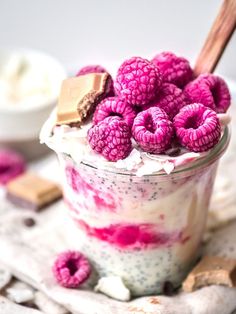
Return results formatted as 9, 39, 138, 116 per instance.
53, 251, 91, 288
0, 149, 26, 186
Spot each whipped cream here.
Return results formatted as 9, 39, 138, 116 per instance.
40, 109, 230, 176
0, 53, 56, 109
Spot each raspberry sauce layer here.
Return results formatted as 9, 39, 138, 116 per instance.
66, 166, 117, 211
73, 217, 189, 249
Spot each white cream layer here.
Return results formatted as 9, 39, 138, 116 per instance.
40, 109, 229, 176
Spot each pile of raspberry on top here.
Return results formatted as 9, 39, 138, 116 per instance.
44, 52, 231, 175
81, 53, 230, 162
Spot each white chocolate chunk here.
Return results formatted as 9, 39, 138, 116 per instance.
95, 276, 131, 301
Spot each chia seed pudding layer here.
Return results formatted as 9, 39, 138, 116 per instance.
58, 151, 219, 295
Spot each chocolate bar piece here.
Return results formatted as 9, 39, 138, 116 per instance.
6, 173, 62, 210
56, 73, 110, 126
182, 255, 236, 292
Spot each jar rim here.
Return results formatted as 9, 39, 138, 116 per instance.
79, 126, 230, 178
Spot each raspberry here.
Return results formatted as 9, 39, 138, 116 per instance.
0, 149, 26, 185
76, 65, 107, 76
173, 103, 221, 152
76, 64, 115, 96
87, 116, 132, 161
151, 52, 193, 88
143, 83, 187, 120
114, 57, 162, 106
93, 97, 136, 127
132, 107, 174, 154
52, 251, 91, 288
184, 74, 231, 113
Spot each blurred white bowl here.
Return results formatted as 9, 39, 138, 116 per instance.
0, 48, 66, 159
0, 48, 66, 140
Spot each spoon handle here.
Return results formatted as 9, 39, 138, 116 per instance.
194, 0, 236, 76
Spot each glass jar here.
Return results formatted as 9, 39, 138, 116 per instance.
59, 126, 230, 296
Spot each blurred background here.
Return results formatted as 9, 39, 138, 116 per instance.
0, 0, 235, 78
0, 0, 235, 161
